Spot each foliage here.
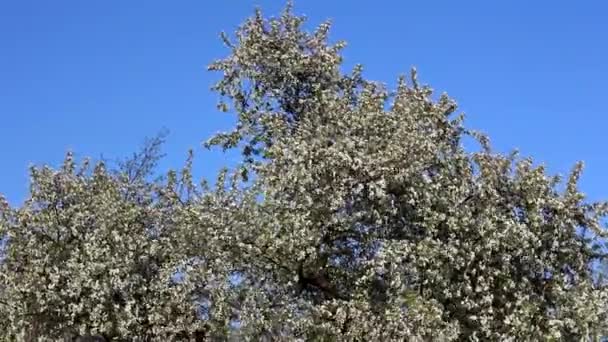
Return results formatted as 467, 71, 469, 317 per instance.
1, 4, 607, 341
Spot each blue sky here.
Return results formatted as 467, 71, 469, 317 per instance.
1, 1, 607, 205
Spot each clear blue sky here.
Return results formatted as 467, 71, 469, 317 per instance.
1, 1, 607, 205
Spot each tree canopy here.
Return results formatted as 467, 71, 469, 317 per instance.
1, 4, 607, 341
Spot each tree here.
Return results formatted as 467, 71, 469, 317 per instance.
0, 139, 227, 341
1, 3, 607, 341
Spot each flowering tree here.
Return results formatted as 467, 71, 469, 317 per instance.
1, 4, 607, 341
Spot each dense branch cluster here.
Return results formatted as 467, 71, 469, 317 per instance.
1, 4, 607, 341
